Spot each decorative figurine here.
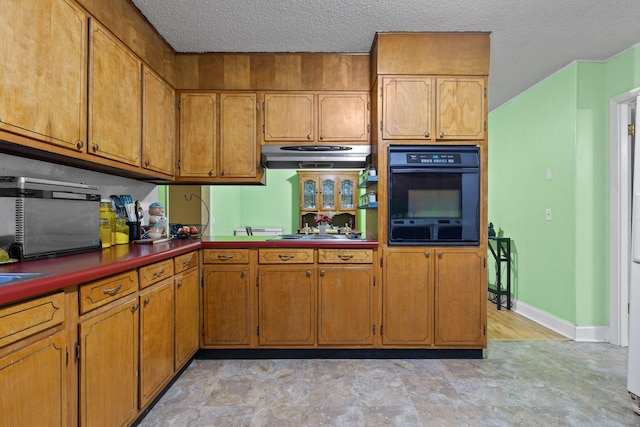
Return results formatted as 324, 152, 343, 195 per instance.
148, 202, 167, 236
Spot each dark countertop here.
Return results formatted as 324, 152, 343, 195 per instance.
0, 239, 201, 306
0, 235, 378, 307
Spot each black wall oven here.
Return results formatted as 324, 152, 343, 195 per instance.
388, 145, 480, 246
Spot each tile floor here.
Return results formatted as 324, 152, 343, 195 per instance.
138, 340, 638, 426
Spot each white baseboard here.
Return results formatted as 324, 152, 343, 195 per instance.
511, 299, 609, 342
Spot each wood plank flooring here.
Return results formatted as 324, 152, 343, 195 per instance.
486, 300, 569, 340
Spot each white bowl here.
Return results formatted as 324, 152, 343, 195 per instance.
148, 232, 162, 239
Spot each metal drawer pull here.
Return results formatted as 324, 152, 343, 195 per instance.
177, 281, 183, 288
182, 259, 192, 267
278, 254, 295, 261
103, 283, 122, 295
144, 297, 150, 305
217, 254, 234, 260
153, 268, 166, 277
338, 254, 354, 261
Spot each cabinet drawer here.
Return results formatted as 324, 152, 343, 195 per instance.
174, 251, 199, 273
0, 291, 65, 348
139, 259, 174, 289
203, 249, 249, 264
80, 270, 138, 314
259, 249, 314, 264
318, 249, 373, 264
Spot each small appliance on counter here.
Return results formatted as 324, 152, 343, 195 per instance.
0, 176, 102, 261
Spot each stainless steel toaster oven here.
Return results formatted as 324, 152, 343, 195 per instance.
0, 176, 102, 261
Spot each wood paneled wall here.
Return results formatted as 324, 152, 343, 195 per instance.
77, 0, 176, 86
176, 53, 370, 91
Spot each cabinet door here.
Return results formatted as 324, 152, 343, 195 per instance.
88, 20, 142, 165
436, 78, 485, 140
338, 175, 356, 210
382, 249, 434, 346
382, 76, 434, 140
139, 281, 174, 407
0, 332, 67, 427
179, 92, 217, 177
257, 267, 315, 346
143, 66, 175, 176
300, 175, 319, 211
0, 0, 87, 151
80, 297, 139, 427
263, 93, 315, 142
320, 176, 337, 210
318, 93, 369, 143
434, 250, 485, 346
318, 266, 374, 345
203, 266, 251, 346
175, 268, 200, 367
219, 92, 258, 178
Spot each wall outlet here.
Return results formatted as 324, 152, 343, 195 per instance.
546, 208, 552, 221
546, 167, 553, 180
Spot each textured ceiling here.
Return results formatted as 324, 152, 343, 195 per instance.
131, 0, 640, 111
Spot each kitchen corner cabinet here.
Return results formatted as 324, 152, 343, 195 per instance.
381, 76, 485, 141
263, 92, 370, 144
143, 66, 175, 176
0, 0, 87, 151
202, 249, 252, 347
178, 92, 261, 182
88, 19, 142, 165
297, 171, 359, 229
0, 292, 67, 426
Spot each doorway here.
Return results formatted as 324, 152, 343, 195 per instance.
609, 89, 640, 346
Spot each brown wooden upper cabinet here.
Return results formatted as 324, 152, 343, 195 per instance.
382, 76, 485, 141
0, 0, 87, 151
88, 19, 142, 166
142, 66, 175, 177
263, 92, 369, 144
178, 92, 261, 183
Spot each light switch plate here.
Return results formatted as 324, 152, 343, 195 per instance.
546, 208, 552, 220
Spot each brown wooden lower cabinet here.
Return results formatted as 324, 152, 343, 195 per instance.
257, 266, 316, 346
79, 296, 139, 427
382, 247, 486, 348
0, 331, 67, 426
139, 279, 175, 408
175, 267, 200, 368
317, 266, 375, 346
202, 265, 252, 346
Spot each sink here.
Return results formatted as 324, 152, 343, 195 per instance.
0, 272, 52, 287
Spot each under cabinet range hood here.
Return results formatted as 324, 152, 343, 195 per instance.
261, 145, 371, 169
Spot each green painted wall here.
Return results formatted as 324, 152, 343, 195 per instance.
489, 43, 640, 327
208, 169, 299, 236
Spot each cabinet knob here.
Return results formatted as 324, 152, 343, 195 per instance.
91, 143, 99, 152
319, 134, 324, 141
208, 170, 214, 176
241, 271, 246, 279
144, 160, 150, 166
439, 131, 445, 138
424, 131, 430, 138
131, 304, 139, 313
221, 170, 227, 177
76, 140, 84, 150
144, 297, 150, 305
177, 281, 182, 288
306, 270, 312, 277
425, 251, 431, 258
320, 270, 325, 277
306, 134, 312, 140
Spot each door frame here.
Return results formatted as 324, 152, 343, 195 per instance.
609, 88, 640, 346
